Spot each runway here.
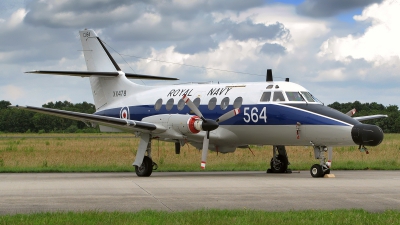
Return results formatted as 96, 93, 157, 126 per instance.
1, 171, 400, 215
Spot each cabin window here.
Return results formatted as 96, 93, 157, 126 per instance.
266, 85, 273, 89
155, 98, 163, 111
208, 97, 217, 110
220, 97, 230, 110
286, 92, 305, 101
260, 92, 271, 102
193, 98, 201, 108
177, 98, 185, 111
166, 98, 174, 111
273, 91, 285, 102
301, 92, 315, 102
233, 97, 243, 108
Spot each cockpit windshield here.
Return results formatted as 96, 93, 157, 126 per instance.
286, 92, 305, 102
301, 91, 322, 103
300, 92, 315, 102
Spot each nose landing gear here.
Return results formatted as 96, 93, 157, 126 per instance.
310, 144, 332, 178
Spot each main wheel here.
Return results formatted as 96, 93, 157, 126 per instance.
135, 156, 153, 177
269, 155, 288, 173
310, 164, 324, 178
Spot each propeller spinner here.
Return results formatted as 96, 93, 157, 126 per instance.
182, 95, 240, 169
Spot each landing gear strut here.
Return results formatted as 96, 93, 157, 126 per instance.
267, 145, 292, 173
132, 133, 158, 177
310, 145, 332, 178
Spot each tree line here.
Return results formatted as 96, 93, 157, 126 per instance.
0, 100, 99, 133
0, 100, 398, 133
328, 101, 399, 133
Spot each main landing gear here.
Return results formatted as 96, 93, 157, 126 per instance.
310, 144, 332, 178
132, 133, 158, 177
267, 145, 292, 174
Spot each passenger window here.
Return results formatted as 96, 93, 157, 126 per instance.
154, 98, 162, 111
166, 98, 174, 111
286, 92, 305, 101
177, 98, 185, 111
233, 97, 243, 109
301, 92, 315, 102
220, 97, 229, 110
273, 91, 285, 102
193, 98, 201, 108
208, 97, 217, 110
260, 92, 271, 102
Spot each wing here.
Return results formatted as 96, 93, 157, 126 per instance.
25, 70, 178, 81
9, 105, 166, 133
353, 114, 388, 121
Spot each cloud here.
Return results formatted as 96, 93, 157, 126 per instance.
296, 0, 383, 18
0, 0, 399, 107
318, 0, 400, 66
259, 43, 286, 55
0, 85, 25, 101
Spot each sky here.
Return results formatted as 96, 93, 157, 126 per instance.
0, 0, 399, 107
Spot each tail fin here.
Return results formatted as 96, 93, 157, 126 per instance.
26, 29, 177, 111
79, 29, 145, 111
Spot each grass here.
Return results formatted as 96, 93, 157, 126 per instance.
0, 209, 399, 225
0, 133, 399, 172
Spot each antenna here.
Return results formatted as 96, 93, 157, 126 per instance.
266, 69, 273, 82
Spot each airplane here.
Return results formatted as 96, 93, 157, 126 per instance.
10, 29, 388, 178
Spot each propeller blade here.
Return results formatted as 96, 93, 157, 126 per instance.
201, 131, 210, 169
216, 108, 240, 123
346, 108, 356, 117
183, 95, 205, 121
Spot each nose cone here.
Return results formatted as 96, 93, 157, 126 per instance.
351, 124, 384, 146
201, 119, 219, 131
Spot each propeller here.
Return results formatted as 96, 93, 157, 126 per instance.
346, 108, 356, 117
182, 95, 240, 169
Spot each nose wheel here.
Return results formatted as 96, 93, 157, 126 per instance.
309, 144, 332, 178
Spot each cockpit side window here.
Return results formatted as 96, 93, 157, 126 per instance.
301, 92, 315, 102
273, 91, 285, 102
286, 92, 305, 102
260, 92, 271, 102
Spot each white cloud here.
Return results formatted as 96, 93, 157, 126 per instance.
213, 4, 330, 51
318, 0, 400, 66
1, 85, 25, 101
7, 8, 26, 28
315, 68, 346, 81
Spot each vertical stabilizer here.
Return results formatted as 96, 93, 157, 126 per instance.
79, 29, 143, 111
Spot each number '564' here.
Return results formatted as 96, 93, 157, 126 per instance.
243, 107, 267, 123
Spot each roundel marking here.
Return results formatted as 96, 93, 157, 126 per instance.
120, 106, 130, 120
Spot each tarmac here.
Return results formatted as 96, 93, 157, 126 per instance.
1, 171, 400, 215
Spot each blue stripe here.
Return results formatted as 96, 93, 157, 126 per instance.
95, 104, 350, 126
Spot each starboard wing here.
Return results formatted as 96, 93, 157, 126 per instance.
353, 114, 388, 121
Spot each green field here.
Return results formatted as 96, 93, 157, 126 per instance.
0, 133, 399, 172
1, 209, 400, 225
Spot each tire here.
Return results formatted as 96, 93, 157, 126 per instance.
135, 156, 153, 177
269, 155, 288, 173
310, 164, 324, 178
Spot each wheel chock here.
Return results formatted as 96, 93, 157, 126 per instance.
324, 174, 335, 178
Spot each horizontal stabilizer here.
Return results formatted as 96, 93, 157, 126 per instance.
8, 105, 166, 133
25, 70, 179, 80
353, 114, 388, 121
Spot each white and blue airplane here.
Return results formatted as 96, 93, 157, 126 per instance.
11, 29, 387, 178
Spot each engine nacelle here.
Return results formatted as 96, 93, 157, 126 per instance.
142, 114, 204, 137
